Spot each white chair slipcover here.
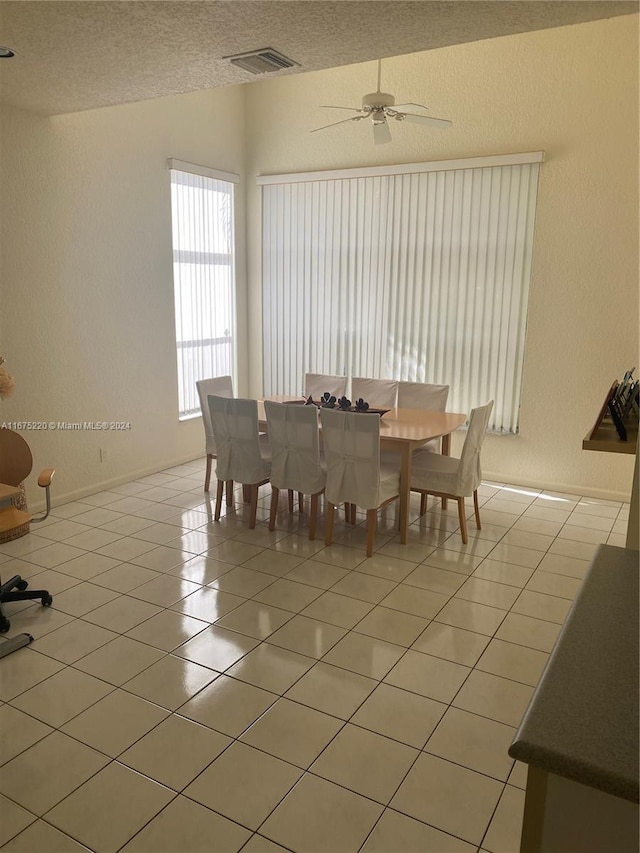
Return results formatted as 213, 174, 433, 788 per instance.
351, 377, 398, 409
320, 408, 401, 557
196, 376, 234, 492
208, 395, 271, 529
265, 401, 326, 539
411, 400, 494, 543
304, 373, 348, 401
397, 381, 450, 453
397, 381, 449, 411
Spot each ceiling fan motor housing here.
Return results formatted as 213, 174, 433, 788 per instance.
362, 91, 395, 110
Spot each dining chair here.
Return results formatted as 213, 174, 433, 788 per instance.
304, 373, 348, 401
410, 400, 494, 544
264, 401, 326, 540
320, 408, 401, 557
208, 395, 271, 529
397, 381, 450, 452
196, 375, 234, 493
351, 377, 398, 409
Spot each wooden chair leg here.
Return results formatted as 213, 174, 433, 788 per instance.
473, 489, 482, 529
225, 479, 233, 506
214, 480, 224, 521
243, 484, 251, 503
350, 503, 357, 525
344, 503, 351, 523
204, 454, 213, 492
298, 492, 304, 513
288, 490, 294, 513
249, 485, 259, 529
325, 502, 335, 547
269, 487, 279, 532
309, 493, 318, 541
457, 497, 468, 544
366, 508, 377, 557
442, 497, 448, 510
420, 493, 427, 516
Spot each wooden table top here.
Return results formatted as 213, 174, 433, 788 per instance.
259, 397, 466, 446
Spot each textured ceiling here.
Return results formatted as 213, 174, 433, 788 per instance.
0, 1, 637, 116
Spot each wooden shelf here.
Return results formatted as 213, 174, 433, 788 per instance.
583, 381, 638, 455
583, 419, 638, 454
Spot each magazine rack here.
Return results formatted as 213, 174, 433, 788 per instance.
582, 381, 638, 454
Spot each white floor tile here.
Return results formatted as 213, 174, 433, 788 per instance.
310, 722, 418, 804
384, 649, 470, 703
178, 673, 278, 736
45, 761, 174, 853
120, 715, 230, 790
260, 773, 383, 853
391, 752, 503, 845
240, 697, 343, 768
120, 795, 250, 853
425, 706, 516, 780
285, 661, 377, 719
361, 807, 475, 853
0, 466, 589, 853
351, 682, 446, 749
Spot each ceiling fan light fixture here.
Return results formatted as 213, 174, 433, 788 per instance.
0, 47, 15, 58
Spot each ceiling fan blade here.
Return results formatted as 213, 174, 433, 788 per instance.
400, 112, 452, 129
393, 102, 430, 112
320, 105, 364, 112
311, 115, 366, 133
373, 120, 392, 145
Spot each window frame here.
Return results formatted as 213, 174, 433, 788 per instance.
168, 159, 239, 420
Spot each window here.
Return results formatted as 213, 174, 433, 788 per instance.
260, 152, 542, 434
169, 159, 238, 419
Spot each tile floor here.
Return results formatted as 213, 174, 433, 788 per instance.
0, 462, 629, 853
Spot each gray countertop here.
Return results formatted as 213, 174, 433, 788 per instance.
509, 544, 639, 803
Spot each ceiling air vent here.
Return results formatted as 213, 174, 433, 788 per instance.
225, 48, 298, 75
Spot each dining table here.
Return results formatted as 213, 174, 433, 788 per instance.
258, 396, 466, 545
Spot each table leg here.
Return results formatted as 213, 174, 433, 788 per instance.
441, 434, 451, 510
399, 445, 410, 544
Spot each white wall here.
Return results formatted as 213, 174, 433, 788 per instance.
1, 15, 637, 507
0, 86, 247, 505
245, 16, 639, 500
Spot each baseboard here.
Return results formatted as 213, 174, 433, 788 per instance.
31, 459, 631, 514
29, 452, 205, 513
482, 471, 631, 504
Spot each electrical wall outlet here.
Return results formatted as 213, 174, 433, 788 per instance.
99, 448, 108, 463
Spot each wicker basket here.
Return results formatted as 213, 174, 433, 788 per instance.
0, 483, 31, 543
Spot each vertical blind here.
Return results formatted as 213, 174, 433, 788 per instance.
260, 153, 542, 433
169, 160, 238, 419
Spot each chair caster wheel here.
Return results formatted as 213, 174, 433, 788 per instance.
0, 616, 10, 633
42, 594, 53, 607
17, 580, 29, 591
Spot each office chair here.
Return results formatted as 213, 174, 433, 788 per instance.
0, 428, 55, 633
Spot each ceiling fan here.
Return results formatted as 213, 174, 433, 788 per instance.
312, 60, 452, 145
